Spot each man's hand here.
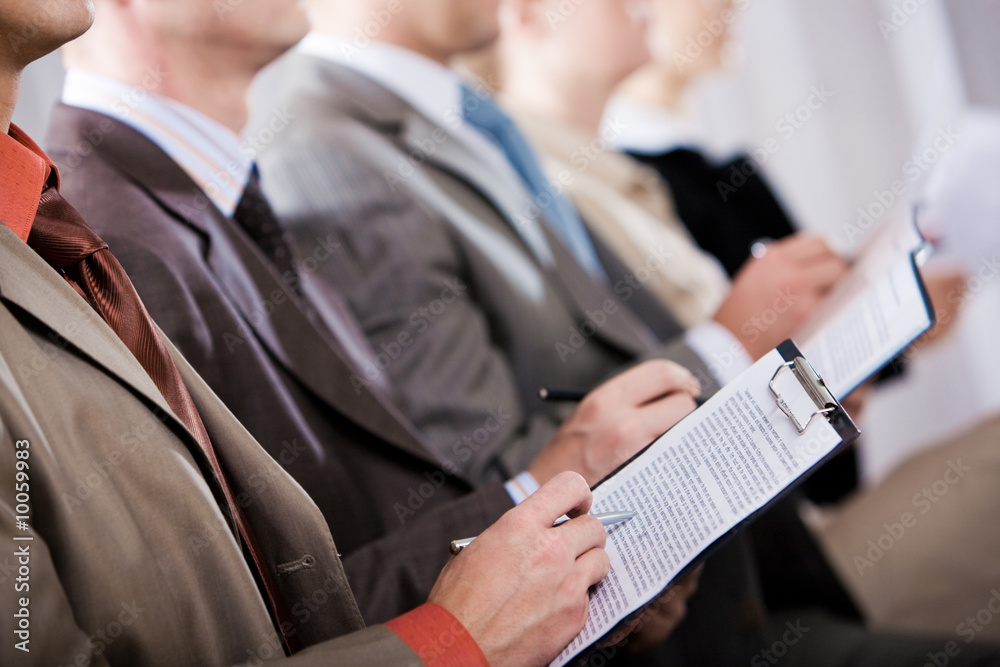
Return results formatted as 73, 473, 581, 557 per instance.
528, 360, 701, 486
714, 234, 848, 359
917, 266, 968, 346
429, 472, 610, 667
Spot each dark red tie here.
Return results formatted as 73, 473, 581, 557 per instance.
27, 183, 300, 653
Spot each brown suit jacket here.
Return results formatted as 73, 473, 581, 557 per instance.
0, 224, 419, 665
44, 104, 512, 623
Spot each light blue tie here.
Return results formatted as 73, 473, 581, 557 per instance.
460, 84, 607, 281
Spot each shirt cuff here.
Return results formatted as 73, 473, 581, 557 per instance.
504, 470, 540, 505
684, 321, 753, 387
385, 602, 489, 667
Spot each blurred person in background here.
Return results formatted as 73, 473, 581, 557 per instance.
511, 0, 993, 648
261, 0, 849, 489
254, 0, 1000, 663
609, 0, 798, 277
479, 0, 1000, 662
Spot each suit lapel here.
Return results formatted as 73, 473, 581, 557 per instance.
207, 215, 443, 469
535, 220, 663, 354
46, 105, 446, 472
307, 59, 658, 357
401, 113, 538, 238
0, 225, 195, 443
394, 90, 659, 355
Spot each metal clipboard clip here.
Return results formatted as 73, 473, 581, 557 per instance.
769, 356, 838, 433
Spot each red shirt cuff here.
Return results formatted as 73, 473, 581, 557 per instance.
385, 602, 490, 667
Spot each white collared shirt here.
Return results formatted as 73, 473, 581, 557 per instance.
299, 34, 521, 184
299, 34, 560, 269
62, 69, 254, 217
603, 94, 703, 156
604, 94, 738, 164
62, 69, 402, 393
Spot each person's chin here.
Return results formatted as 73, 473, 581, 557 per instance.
71, 0, 98, 35
22, 19, 93, 69
465, 18, 500, 53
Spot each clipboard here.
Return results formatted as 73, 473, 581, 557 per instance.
556, 340, 859, 667
799, 209, 937, 399
840, 217, 936, 398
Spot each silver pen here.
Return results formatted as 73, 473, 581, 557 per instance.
449, 510, 636, 555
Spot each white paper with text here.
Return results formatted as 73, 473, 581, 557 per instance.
798, 218, 932, 399
551, 349, 843, 666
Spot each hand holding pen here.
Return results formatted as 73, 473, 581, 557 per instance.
451, 511, 635, 554
525, 360, 701, 488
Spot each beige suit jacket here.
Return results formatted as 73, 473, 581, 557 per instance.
0, 226, 420, 665
509, 108, 730, 328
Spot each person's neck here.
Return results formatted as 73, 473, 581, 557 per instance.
0, 66, 22, 134
157, 61, 254, 135
503, 64, 614, 138
309, 12, 452, 66
77, 49, 256, 135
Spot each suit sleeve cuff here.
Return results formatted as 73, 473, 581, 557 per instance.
385, 602, 489, 667
684, 321, 753, 386
504, 470, 540, 505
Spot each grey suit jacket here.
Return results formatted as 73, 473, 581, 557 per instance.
0, 225, 420, 665
44, 104, 512, 623
259, 54, 719, 484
